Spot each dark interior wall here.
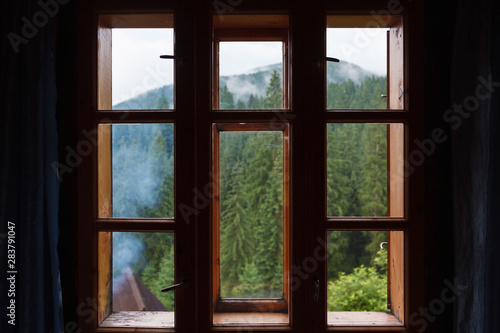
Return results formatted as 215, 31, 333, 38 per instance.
422, 1, 456, 331
1, 0, 457, 332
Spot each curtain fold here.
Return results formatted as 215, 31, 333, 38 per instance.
0, 3, 63, 332
452, 0, 500, 332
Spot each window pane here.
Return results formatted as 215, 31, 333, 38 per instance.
326, 28, 388, 109
326, 123, 389, 217
219, 130, 283, 298
99, 123, 174, 218
219, 42, 283, 109
111, 232, 175, 326
112, 28, 174, 110
327, 231, 388, 312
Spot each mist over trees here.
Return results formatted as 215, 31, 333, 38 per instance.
111, 63, 389, 312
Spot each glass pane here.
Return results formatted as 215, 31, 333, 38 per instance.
327, 123, 388, 217
219, 130, 283, 298
326, 28, 388, 109
112, 232, 174, 320
112, 28, 174, 110
110, 123, 174, 218
219, 42, 283, 109
327, 231, 388, 312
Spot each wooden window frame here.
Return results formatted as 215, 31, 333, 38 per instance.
94, 13, 180, 331
323, 14, 408, 329
76, 2, 424, 332
211, 122, 290, 316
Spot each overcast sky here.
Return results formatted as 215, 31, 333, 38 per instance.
112, 28, 387, 105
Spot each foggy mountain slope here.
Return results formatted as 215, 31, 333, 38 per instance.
112, 61, 377, 110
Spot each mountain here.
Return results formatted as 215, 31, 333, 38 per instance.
112, 61, 378, 110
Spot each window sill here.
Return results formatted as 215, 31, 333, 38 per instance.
213, 312, 289, 327
99, 311, 174, 329
327, 311, 403, 327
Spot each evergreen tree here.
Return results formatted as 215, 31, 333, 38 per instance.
359, 124, 387, 216
156, 94, 170, 109
263, 70, 283, 109
220, 158, 251, 297
220, 84, 235, 109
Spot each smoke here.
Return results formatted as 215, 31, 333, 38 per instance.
112, 232, 145, 281
111, 123, 174, 217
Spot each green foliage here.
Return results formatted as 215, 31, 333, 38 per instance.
326, 123, 387, 218
327, 76, 387, 109
263, 70, 283, 109
219, 131, 284, 298
220, 84, 235, 109
155, 94, 170, 109
327, 264, 387, 312
138, 234, 175, 310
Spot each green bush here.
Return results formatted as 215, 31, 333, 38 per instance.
327, 264, 387, 312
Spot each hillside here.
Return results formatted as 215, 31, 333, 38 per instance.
112, 61, 380, 110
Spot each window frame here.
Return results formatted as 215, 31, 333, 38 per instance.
75, 2, 425, 332
211, 122, 290, 315
212, 15, 290, 110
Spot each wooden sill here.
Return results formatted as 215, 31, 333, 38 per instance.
213, 312, 289, 326
327, 311, 404, 327
99, 311, 174, 329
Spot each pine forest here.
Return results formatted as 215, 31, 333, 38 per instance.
111, 63, 389, 313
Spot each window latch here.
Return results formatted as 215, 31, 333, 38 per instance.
325, 57, 340, 63
161, 273, 188, 292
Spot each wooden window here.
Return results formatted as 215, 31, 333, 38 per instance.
77, 3, 423, 332
324, 15, 407, 328
210, 15, 291, 326
212, 123, 290, 325
94, 13, 181, 330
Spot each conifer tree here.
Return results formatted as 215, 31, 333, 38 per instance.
220, 84, 235, 109
220, 158, 251, 297
263, 70, 282, 109
359, 124, 387, 216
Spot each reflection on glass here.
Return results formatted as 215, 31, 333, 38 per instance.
112, 232, 175, 314
219, 42, 283, 109
112, 124, 174, 218
219, 131, 283, 298
327, 231, 388, 312
326, 123, 387, 217
326, 28, 388, 109
112, 28, 174, 110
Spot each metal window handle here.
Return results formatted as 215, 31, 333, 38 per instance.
314, 279, 319, 303
161, 276, 187, 292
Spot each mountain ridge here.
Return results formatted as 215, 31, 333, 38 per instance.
112, 61, 381, 110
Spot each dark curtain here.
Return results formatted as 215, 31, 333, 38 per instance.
0, 1, 63, 332
452, 0, 500, 331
